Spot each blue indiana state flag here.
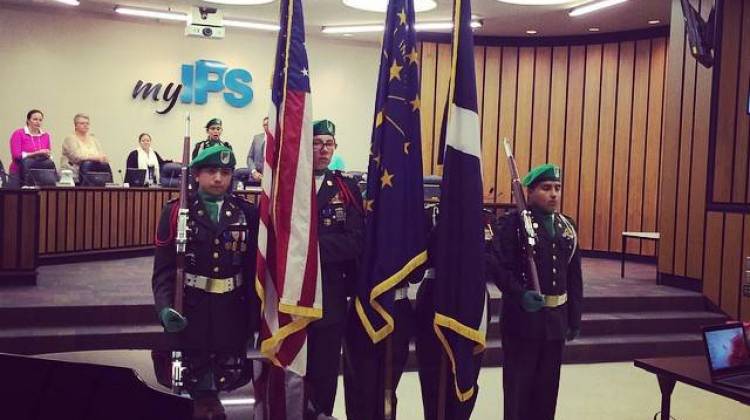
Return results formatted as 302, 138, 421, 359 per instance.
432, 0, 488, 402
354, 0, 427, 343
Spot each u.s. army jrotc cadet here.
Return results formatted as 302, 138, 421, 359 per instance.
490, 163, 583, 420
306, 119, 365, 419
152, 144, 259, 420
192, 118, 233, 159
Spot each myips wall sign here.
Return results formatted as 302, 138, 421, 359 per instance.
132, 60, 253, 114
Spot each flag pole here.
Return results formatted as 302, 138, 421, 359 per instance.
384, 335, 394, 420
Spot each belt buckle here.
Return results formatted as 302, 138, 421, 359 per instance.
206, 278, 229, 293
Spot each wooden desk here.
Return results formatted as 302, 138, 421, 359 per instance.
621, 231, 660, 277
36, 187, 258, 260
634, 357, 750, 420
0, 189, 39, 284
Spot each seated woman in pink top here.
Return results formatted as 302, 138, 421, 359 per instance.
8, 109, 52, 177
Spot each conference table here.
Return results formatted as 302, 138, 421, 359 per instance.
634, 356, 750, 420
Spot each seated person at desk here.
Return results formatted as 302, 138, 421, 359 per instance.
125, 133, 167, 185
9, 109, 54, 185
192, 118, 232, 159
61, 113, 110, 183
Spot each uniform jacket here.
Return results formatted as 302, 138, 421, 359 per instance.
152, 192, 260, 329
316, 170, 365, 326
490, 208, 583, 340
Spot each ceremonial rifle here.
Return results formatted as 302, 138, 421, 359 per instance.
502, 138, 541, 293
171, 113, 191, 394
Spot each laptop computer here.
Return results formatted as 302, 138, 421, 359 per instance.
81, 171, 113, 187
702, 322, 750, 391
28, 168, 58, 187
125, 168, 147, 187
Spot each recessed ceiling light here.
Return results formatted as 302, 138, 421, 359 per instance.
569, 0, 628, 17
54, 0, 79, 5
497, 1, 574, 4
115, 7, 186, 21
588, 27, 600, 32
203, 0, 275, 4
648, 19, 661, 25
526, 29, 538, 34
343, 0, 437, 13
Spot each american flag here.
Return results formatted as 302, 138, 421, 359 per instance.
256, 0, 322, 377
433, 0, 488, 402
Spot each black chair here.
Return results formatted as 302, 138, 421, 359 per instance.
232, 167, 253, 188
20, 156, 56, 187
0, 158, 6, 187
424, 175, 442, 201
124, 168, 147, 187
79, 160, 113, 186
159, 162, 182, 188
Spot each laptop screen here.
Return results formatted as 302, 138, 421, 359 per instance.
29, 169, 58, 186
704, 324, 750, 374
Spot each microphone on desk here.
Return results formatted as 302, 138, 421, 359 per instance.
118, 169, 124, 185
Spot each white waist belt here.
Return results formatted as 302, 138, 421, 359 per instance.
185, 273, 243, 294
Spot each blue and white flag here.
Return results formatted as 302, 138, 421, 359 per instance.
432, 0, 488, 402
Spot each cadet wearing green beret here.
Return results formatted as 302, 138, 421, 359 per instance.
304, 118, 365, 419
152, 143, 259, 420
192, 117, 233, 159
489, 162, 582, 420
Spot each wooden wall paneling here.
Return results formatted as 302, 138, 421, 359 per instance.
110, 191, 118, 248
103, 190, 112, 249
56, 191, 66, 253
625, 40, 650, 254
578, 44, 602, 250
658, 2, 687, 274
733, 1, 750, 203
475, 47, 488, 201
93, 191, 102, 249
65, 191, 75, 251
562, 45, 585, 222
47, 190, 62, 253
742, 215, 750, 321
497, 46, 519, 204
703, 212, 724, 304
547, 46, 568, 173
674, 34, 698, 275
2, 194, 18, 268
720, 214, 744, 317
642, 38, 667, 256
74, 191, 85, 250
481, 47, 500, 202
38, 190, 47, 254
141, 191, 149, 245
530, 46, 552, 169
610, 41, 635, 252
149, 191, 157, 244
126, 191, 134, 246
514, 47, 535, 176
686, 36, 714, 279
133, 190, 141, 245
84, 191, 93, 250
713, 0, 742, 202
433, 43, 452, 176
593, 42, 619, 251
419, 42, 437, 176
20, 193, 36, 268
475, 46, 485, 124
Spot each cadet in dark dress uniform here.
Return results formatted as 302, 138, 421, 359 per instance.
490, 163, 583, 420
152, 144, 259, 420
192, 118, 233, 159
306, 119, 365, 419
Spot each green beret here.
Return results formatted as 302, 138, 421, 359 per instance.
205, 118, 223, 129
190, 144, 236, 169
313, 119, 335, 137
522, 163, 561, 187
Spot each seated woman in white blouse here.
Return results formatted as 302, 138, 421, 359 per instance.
125, 133, 167, 185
